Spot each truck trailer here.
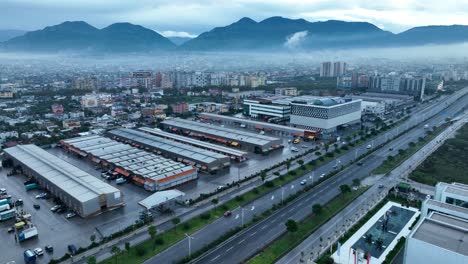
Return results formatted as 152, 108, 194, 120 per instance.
25, 183, 39, 191
24, 249, 37, 263
0, 204, 10, 212
0, 208, 15, 221
0, 198, 11, 206
18, 226, 38, 242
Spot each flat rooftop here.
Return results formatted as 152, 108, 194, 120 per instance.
162, 118, 281, 147
139, 189, 185, 209
138, 127, 248, 158
413, 212, 468, 256
62, 136, 195, 181
273, 95, 360, 107
197, 113, 306, 134
4, 144, 120, 203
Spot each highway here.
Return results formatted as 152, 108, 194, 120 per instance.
145, 89, 468, 264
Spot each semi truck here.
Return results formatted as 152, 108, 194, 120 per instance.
0, 198, 11, 206
0, 208, 15, 221
24, 249, 37, 263
18, 226, 38, 242
25, 183, 39, 191
0, 203, 10, 212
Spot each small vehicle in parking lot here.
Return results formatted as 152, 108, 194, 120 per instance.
66, 212, 76, 219
68, 244, 77, 255
0, 188, 7, 195
7, 227, 14, 233
33, 204, 40, 210
35, 193, 48, 199
223, 210, 232, 217
300, 180, 307, 185
50, 205, 62, 212
45, 245, 54, 253
34, 247, 44, 256
56, 207, 66, 214
291, 147, 299, 152
116, 178, 126, 185
15, 199, 24, 206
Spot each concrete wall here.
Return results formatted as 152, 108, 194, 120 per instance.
404, 236, 468, 264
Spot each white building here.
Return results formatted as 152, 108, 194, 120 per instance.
404, 182, 468, 264
361, 101, 385, 116
284, 96, 361, 133
243, 97, 291, 119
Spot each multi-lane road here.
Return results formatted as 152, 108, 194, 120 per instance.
143, 89, 468, 264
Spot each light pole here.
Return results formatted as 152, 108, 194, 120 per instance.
281, 186, 285, 205
241, 207, 246, 226
185, 233, 195, 257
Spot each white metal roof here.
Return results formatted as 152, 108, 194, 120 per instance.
138, 189, 185, 210
4, 144, 120, 203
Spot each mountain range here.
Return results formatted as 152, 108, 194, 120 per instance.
2, 17, 468, 53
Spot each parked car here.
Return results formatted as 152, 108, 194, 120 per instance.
357, 161, 363, 166
45, 245, 54, 253
291, 147, 299, 152
67, 244, 77, 255
56, 207, 66, 214
50, 205, 62, 212
116, 178, 126, 185
7, 227, 14, 233
33, 204, 40, 210
223, 210, 232, 217
0, 188, 7, 195
35, 193, 47, 199
65, 212, 76, 219
15, 199, 24, 206
34, 248, 44, 256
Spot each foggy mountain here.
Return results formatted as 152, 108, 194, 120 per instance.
1, 21, 175, 53
0, 29, 28, 42
2, 17, 468, 53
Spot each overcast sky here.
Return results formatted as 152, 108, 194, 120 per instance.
2, 0, 468, 37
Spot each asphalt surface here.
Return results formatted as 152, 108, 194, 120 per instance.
144, 89, 468, 264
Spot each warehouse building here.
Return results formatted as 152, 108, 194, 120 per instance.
60, 136, 197, 191
3, 144, 124, 217
138, 127, 248, 162
107, 128, 230, 173
196, 113, 319, 138
161, 118, 283, 153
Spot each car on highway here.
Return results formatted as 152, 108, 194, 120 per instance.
68, 244, 77, 255
320, 173, 326, 178
378, 184, 384, 189
300, 180, 307, 185
357, 161, 363, 166
389, 147, 394, 151
223, 210, 232, 217
65, 212, 76, 219
33, 204, 40, 210
35, 193, 48, 199
34, 248, 44, 256
366, 145, 372, 149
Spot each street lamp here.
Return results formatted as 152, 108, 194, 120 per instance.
185, 233, 195, 257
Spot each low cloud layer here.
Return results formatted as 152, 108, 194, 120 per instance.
284, 31, 308, 49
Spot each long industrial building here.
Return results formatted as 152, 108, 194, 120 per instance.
107, 128, 230, 172
60, 136, 197, 191
3, 144, 124, 217
138, 127, 248, 162
196, 112, 318, 138
161, 118, 283, 153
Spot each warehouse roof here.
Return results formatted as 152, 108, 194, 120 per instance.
4, 144, 120, 203
62, 136, 196, 182
197, 113, 305, 134
108, 128, 229, 165
138, 190, 185, 210
138, 127, 248, 158
162, 118, 281, 147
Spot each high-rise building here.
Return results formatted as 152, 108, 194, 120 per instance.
320, 62, 333, 77
333, 61, 347, 76
369, 76, 426, 100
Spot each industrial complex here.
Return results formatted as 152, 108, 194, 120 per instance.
3, 144, 124, 217
107, 128, 230, 172
60, 135, 198, 191
161, 118, 283, 153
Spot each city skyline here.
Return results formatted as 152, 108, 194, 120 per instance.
2, 0, 468, 37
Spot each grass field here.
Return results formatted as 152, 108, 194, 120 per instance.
247, 188, 368, 264
410, 123, 468, 186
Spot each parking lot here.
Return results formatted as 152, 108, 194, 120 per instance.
0, 126, 315, 264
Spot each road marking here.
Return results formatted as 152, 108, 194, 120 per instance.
261, 225, 267, 230
281, 213, 286, 217
226, 246, 234, 252
235, 214, 239, 219
271, 195, 275, 200
288, 208, 295, 213
211, 255, 221, 262
250, 231, 257, 237
238, 239, 245, 245
251, 206, 255, 211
